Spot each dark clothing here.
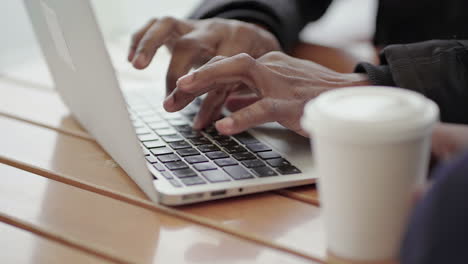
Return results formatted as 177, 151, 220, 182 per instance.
356, 40, 468, 124
190, 0, 468, 125
400, 149, 468, 264
190, 0, 468, 49
190, 0, 331, 51
375, 1, 468, 46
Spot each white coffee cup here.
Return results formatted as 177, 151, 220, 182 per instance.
301, 86, 439, 263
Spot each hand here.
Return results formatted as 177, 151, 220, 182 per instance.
431, 123, 468, 161
128, 16, 280, 95
163, 51, 370, 136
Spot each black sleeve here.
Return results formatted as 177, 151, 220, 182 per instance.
189, 0, 332, 51
355, 40, 468, 124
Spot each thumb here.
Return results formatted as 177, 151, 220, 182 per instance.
215, 99, 276, 135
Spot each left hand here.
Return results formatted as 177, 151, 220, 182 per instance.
163, 51, 370, 136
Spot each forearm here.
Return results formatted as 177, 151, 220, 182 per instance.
356, 40, 468, 124
189, 0, 332, 51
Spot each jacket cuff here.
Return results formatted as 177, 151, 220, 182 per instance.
355, 63, 396, 87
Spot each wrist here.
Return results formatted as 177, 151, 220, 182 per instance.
342, 73, 371, 87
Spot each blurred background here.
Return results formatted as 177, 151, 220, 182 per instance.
0, 0, 377, 87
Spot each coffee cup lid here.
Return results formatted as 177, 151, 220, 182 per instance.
301, 86, 439, 142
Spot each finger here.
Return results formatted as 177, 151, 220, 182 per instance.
225, 94, 260, 112
133, 17, 192, 69
163, 56, 228, 112
215, 99, 277, 135
128, 19, 157, 62
164, 54, 260, 111
192, 88, 230, 130
165, 31, 217, 94
176, 53, 259, 91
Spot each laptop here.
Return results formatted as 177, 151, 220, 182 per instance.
24, 0, 316, 205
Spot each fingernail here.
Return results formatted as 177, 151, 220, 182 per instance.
163, 95, 174, 110
216, 117, 234, 133
192, 115, 202, 130
177, 73, 194, 86
133, 53, 146, 67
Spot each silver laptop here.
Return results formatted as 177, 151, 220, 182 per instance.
24, 0, 316, 205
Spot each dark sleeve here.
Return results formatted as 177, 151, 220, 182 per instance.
356, 40, 468, 124
189, 0, 332, 51
400, 150, 468, 264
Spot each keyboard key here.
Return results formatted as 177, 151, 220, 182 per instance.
203, 126, 217, 135
266, 158, 291, 167
190, 137, 211, 145
157, 154, 181, 163
224, 166, 254, 180
161, 112, 183, 120
161, 134, 184, 143
174, 125, 193, 132
138, 134, 159, 142
143, 140, 165, 148
214, 139, 236, 147
223, 145, 247, 154
197, 144, 220, 153
180, 131, 202, 139
232, 152, 256, 161
172, 168, 197, 178
185, 155, 208, 164
160, 171, 173, 179
251, 166, 278, 177
205, 151, 229, 160
165, 161, 189, 170
148, 121, 169, 130
155, 128, 177, 136
214, 158, 238, 167
169, 141, 191, 149
135, 109, 155, 116
132, 120, 144, 128
193, 162, 217, 171
233, 132, 259, 144
142, 148, 150, 156
241, 159, 265, 168
211, 134, 230, 141
246, 143, 271, 153
168, 179, 182, 188
145, 156, 158, 163
177, 148, 200, 157
181, 176, 206, 186
276, 165, 301, 175
150, 147, 173, 156
202, 170, 231, 183
257, 151, 281, 160
168, 119, 188, 126
153, 163, 165, 171
142, 116, 163, 123
135, 127, 151, 135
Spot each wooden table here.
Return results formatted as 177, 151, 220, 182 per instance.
0, 41, 372, 264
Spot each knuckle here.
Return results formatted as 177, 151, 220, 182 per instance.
174, 37, 197, 49
260, 51, 285, 62
233, 23, 254, 36
160, 16, 176, 25
235, 53, 256, 67
261, 99, 278, 115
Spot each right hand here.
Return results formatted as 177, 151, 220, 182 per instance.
128, 17, 281, 124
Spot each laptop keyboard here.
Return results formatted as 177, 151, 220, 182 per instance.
126, 93, 301, 188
